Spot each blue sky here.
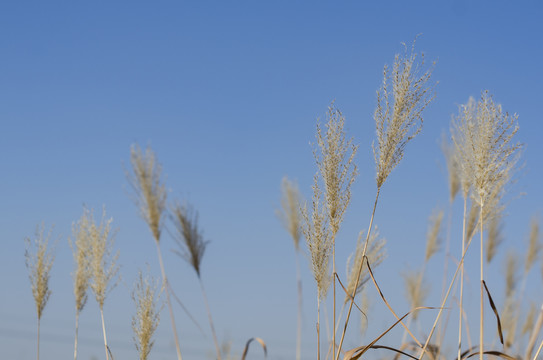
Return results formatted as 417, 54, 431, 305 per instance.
1, 1, 542, 359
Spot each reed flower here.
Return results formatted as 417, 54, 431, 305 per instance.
88, 208, 119, 360
302, 180, 332, 300
314, 102, 358, 236
525, 217, 540, 274
403, 269, 429, 321
277, 176, 303, 252
441, 135, 460, 203
132, 271, 161, 360
25, 223, 56, 360
127, 144, 167, 243
425, 208, 443, 262
25, 224, 56, 325
70, 209, 93, 360
373, 40, 436, 189
171, 202, 208, 278
344, 228, 386, 304
485, 216, 503, 263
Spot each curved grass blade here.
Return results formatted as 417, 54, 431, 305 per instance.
482, 280, 504, 345
465, 350, 516, 360
241, 337, 267, 360
366, 257, 424, 347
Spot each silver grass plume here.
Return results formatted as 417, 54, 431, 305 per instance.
171, 202, 208, 278
277, 176, 303, 251
425, 208, 443, 262
127, 144, 167, 242
373, 39, 436, 189
344, 228, 386, 304
525, 217, 541, 274
314, 102, 358, 237
301, 179, 332, 300
132, 271, 161, 360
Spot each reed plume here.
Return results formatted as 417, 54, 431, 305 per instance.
485, 215, 503, 264
344, 228, 386, 304
313, 102, 358, 360
70, 209, 92, 360
277, 176, 304, 360
127, 144, 183, 360
373, 39, 436, 189
425, 208, 443, 262
301, 178, 332, 360
88, 208, 119, 360
403, 269, 429, 322
525, 217, 540, 274
132, 270, 161, 360
171, 202, 221, 360
25, 223, 56, 360
452, 91, 521, 360
338, 39, 436, 360
441, 135, 460, 203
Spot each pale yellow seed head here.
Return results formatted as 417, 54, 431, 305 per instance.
374, 39, 436, 189
132, 270, 161, 360
127, 144, 167, 242
25, 223, 56, 320
277, 176, 303, 252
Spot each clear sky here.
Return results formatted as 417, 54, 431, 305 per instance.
1, 1, 542, 360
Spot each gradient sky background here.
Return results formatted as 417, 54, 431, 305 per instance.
1, 1, 542, 360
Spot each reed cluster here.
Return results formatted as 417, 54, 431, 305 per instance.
22, 39, 542, 360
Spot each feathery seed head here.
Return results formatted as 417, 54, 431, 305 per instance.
374, 39, 436, 189
440, 135, 460, 203
127, 144, 167, 242
486, 215, 503, 264
301, 179, 332, 300
314, 102, 358, 237
504, 250, 519, 298
522, 302, 537, 336
277, 177, 303, 252
525, 217, 540, 274
452, 92, 521, 208
171, 202, 208, 278
132, 270, 161, 360
25, 223, 56, 320
89, 208, 119, 309
403, 268, 429, 321
425, 208, 443, 262
70, 208, 93, 313
345, 228, 386, 304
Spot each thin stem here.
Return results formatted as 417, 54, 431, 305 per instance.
335, 187, 381, 360
74, 311, 80, 360
317, 296, 321, 360
37, 316, 40, 360
333, 239, 336, 360
100, 307, 109, 360
526, 304, 543, 360
295, 252, 302, 360
479, 200, 484, 360
155, 241, 183, 360
458, 197, 467, 360
199, 277, 221, 360
418, 225, 475, 360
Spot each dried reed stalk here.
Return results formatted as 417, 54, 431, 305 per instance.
277, 177, 303, 360
452, 92, 521, 360
171, 202, 221, 360
88, 209, 119, 360
127, 144, 183, 360
70, 209, 92, 360
25, 224, 56, 360
301, 179, 332, 360
313, 102, 358, 360
132, 270, 161, 360
337, 39, 435, 360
